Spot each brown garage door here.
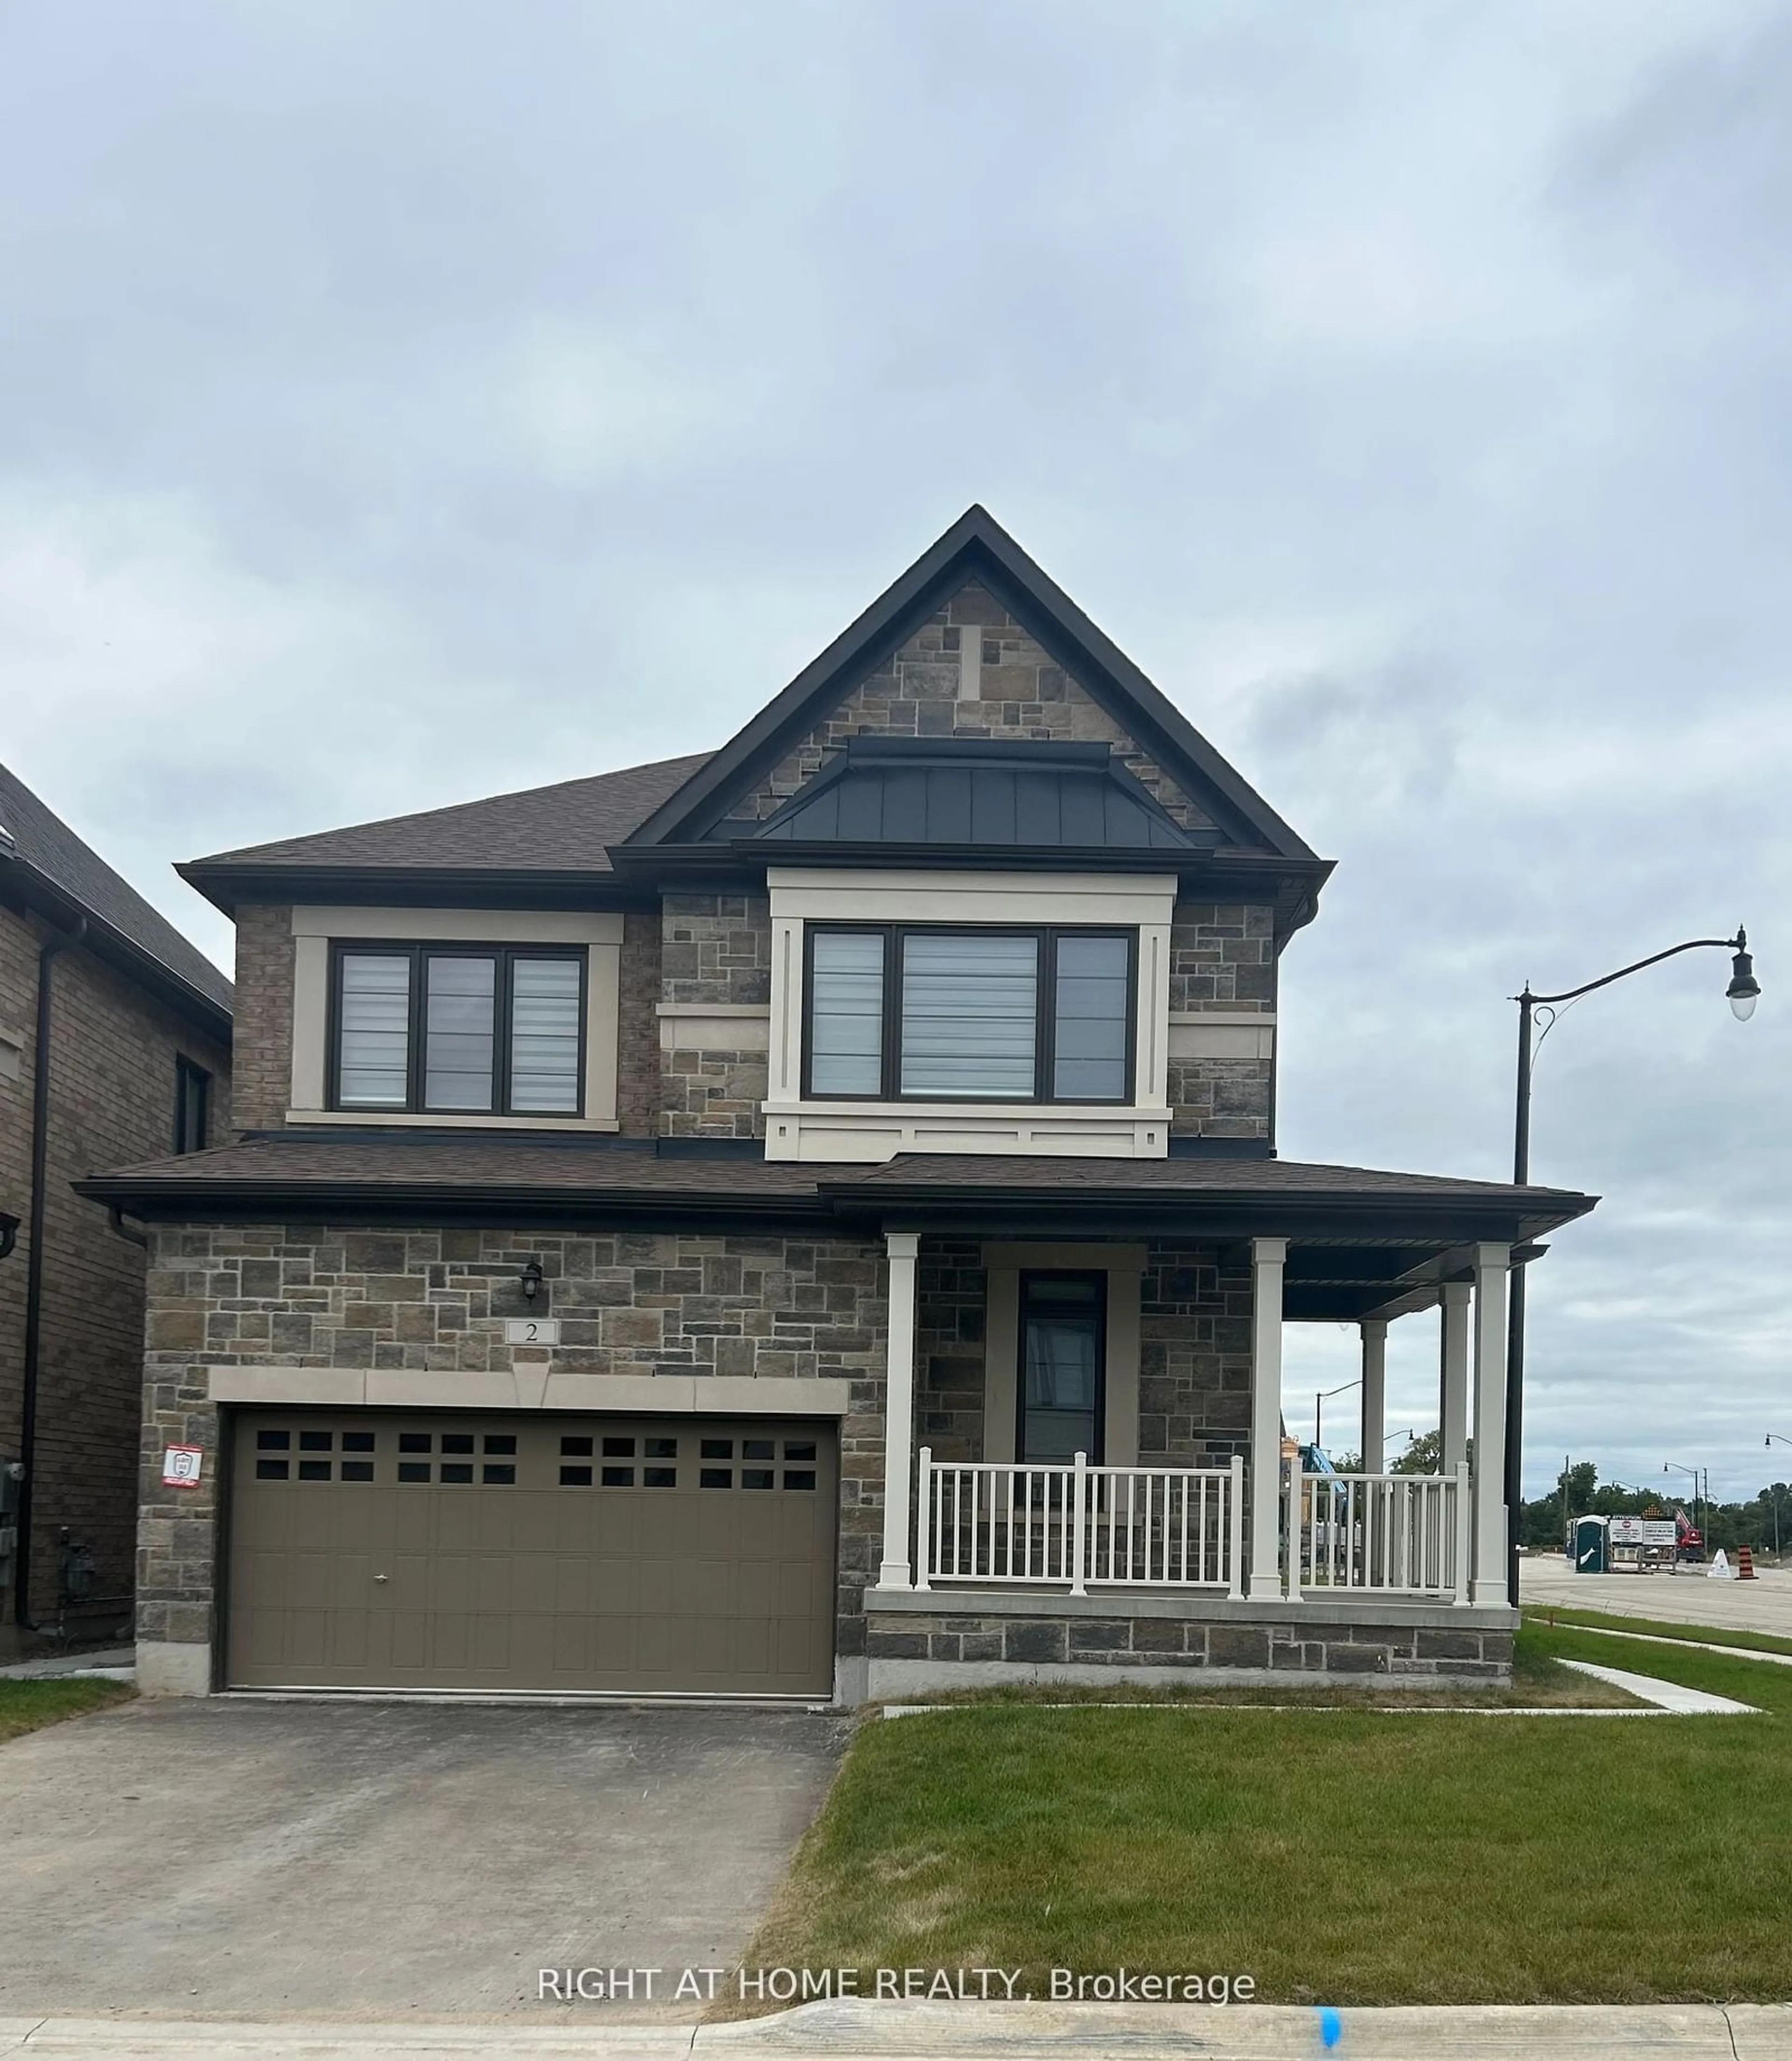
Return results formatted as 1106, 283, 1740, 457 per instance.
225, 1413, 837, 1696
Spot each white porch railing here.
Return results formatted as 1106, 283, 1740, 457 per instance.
916, 1449, 1245, 1598
1288, 1463, 1472, 1601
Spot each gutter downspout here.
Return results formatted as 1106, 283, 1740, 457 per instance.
15, 914, 87, 1629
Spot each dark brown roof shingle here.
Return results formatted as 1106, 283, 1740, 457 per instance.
0, 760, 232, 1017
184, 752, 713, 879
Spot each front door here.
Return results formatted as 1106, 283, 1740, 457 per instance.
1017, 1271, 1106, 1463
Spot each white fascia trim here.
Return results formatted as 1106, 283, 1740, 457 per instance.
287, 906, 622, 1123
765, 868, 1177, 924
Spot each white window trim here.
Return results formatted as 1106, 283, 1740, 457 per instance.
980, 1243, 1146, 1469
286, 906, 623, 1130
763, 869, 1174, 1162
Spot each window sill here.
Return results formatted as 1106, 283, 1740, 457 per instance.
762, 1098, 1172, 1164
285, 1109, 621, 1133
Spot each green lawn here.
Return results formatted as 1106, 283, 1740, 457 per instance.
0, 1676, 134, 1745
1528, 1602, 1792, 1660
741, 1619, 1792, 2006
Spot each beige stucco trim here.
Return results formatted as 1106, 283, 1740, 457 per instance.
285, 906, 621, 1124
291, 907, 625, 945
284, 1109, 622, 1132
656, 1002, 771, 1053
763, 869, 1175, 1163
207, 1366, 850, 1417
980, 1246, 1145, 1469
1168, 1016, 1276, 1062
137, 1639, 212, 1697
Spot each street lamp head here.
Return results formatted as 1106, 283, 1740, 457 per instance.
1727, 930, 1760, 1022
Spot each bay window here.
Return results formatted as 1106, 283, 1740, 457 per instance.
803, 925, 1134, 1103
329, 944, 585, 1115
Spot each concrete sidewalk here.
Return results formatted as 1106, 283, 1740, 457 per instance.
3, 2003, 1792, 2057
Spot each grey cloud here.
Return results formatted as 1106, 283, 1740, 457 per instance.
2, 0, 1786, 1494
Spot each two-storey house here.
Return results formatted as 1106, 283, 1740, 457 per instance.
85, 510, 1594, 1701
1, 763, 232, 1647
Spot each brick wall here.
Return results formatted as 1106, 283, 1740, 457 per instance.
658, 892, 772, 1138
228, 904, 292, 1133
0, 904, 231, 1627
616, 908, 661, 1136
138, 1222, 890, 1661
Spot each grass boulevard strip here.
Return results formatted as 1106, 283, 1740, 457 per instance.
732, 1617, 1792, 2010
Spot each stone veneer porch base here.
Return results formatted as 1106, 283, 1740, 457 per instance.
862, 1585, 1518, 1696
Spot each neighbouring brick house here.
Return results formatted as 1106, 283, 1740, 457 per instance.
0, 764, 232, 1647
84, 509, 1593, 1701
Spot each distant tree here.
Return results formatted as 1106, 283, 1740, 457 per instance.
1391, 1430, 1442, 1474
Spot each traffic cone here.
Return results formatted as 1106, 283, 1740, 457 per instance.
1738, 1544, 1756, 1580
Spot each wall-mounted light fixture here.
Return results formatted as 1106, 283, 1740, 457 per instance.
519, 1260, 544, 1303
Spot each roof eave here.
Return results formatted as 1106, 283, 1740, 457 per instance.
0, 855, 232, 1041
176, 861, 649, 917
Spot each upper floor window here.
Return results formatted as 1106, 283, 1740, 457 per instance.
329, 945, 585, 1116
803, 925, 1134, 1104
173, 1056, 211, 1153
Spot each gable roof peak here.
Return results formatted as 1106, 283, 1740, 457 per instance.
624, 506, 1319, 862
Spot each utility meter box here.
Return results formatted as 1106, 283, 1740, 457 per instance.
1574, 1514, 1609, 1574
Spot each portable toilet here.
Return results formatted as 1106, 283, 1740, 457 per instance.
1574, 1514, 1609, 1574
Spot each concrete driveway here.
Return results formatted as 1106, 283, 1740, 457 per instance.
0, 1697, 846, 2021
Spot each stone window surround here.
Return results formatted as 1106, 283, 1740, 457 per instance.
763, 869, 1176, 1162
979, 1242, 1146, 1470
286, 906, 624, 1131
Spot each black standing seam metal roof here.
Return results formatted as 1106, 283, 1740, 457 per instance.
0, 760, 232, 1028
746, 738, 1214, 853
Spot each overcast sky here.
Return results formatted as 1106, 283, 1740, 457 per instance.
4, 2, 1787, 1501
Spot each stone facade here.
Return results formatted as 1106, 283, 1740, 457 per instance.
658, 892, 772, 1138
864, 1607, 1514, 1684
1138, 1245, 1253, 1465
728, 582, 1215, 833
0, 904, 231, 1632
916, 1239, 985, 1459
137, 1223, 889, 1665
1168, 900, 1276, 1140
909, 1240, 1250, 1470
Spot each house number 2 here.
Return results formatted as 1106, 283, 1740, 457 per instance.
504, 1318, 560, 1346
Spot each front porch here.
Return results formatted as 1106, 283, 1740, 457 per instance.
851, 1201, 1557, 1694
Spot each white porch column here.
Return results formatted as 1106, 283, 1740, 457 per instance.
1247, 1236, 1288, 1601
1470, 1243, 1512, 1603
878, 1231, 922, 1591
1439, 1282, 1470, 1474
1359, 1320, 1387, 1469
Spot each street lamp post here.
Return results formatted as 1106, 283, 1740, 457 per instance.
1506, 929, 1758, 1604
1765, 1437, 1792, 1562
1663, 1462, 1702, 1552
1315, 1379, 1359, 1452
